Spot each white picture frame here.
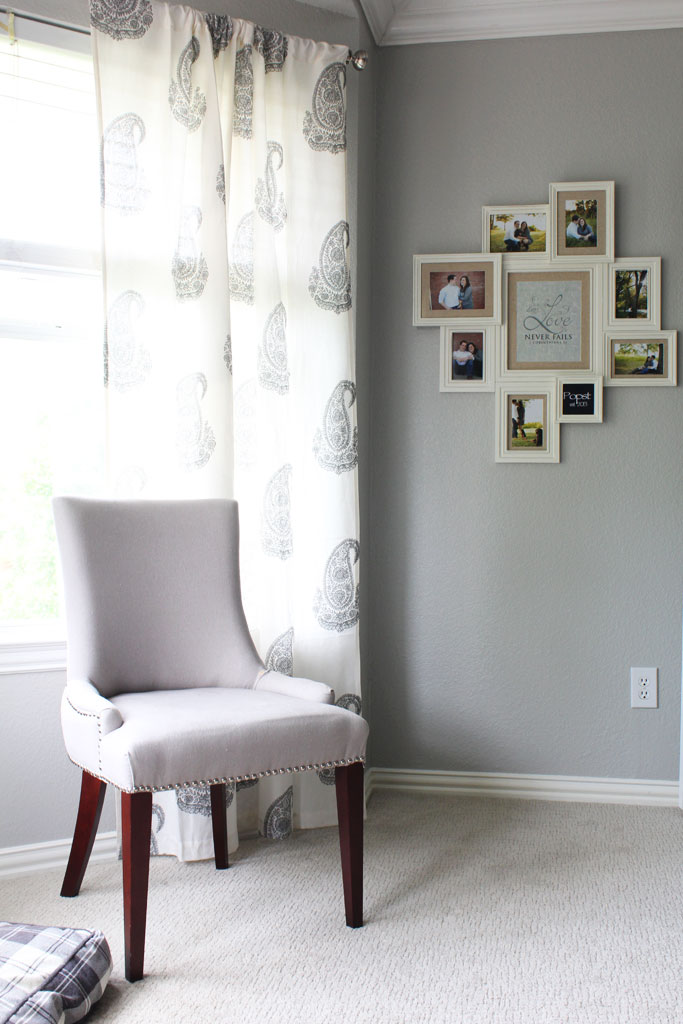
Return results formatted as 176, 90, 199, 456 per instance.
498, 259, 603, 380
495, 383, 559, 463
439, 325, 497, 392
481, 204, 550, 261
556, 375, 604, 423
550, 180, 615, 263
604, 330, 677, 387
413, 253, 502, 327
604, 257, 661, 330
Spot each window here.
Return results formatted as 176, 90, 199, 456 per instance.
0, 19, 104, 637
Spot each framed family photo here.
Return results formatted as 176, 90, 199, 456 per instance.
604, 331, 677, 386
482, 205, 550, 259
413, 253, 502, 326
550, 180, 614, 262
500, 261, 600, 378
440, 326, 497, 392
556, 376, 603, 423
495, 384, 559, 463
604, 258, 661, 329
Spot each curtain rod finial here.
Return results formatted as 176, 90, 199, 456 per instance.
0, 10, 16, 44
346, 48, 368, 71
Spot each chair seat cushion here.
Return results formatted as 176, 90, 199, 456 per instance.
96, 687, 368, 792
0, 922, 111, 1024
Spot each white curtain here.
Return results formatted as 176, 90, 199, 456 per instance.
91, 0, 361, 858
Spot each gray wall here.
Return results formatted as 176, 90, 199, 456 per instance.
1, 0, 375, 848
367, 29, 683, 780
1, 668, 83, 847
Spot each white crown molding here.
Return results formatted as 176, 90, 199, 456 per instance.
366, 767, 679, 806
359, 0, 683, 45
293, 0, 361, 17
0, 831, 117, 880
357, 0, 400, 42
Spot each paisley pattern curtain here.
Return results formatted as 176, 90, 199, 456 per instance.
91, 0, 361, 859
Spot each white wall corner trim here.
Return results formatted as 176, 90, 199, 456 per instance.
0, 831, 117, 880
359, 0, 683, 46
366, 767, 680, 807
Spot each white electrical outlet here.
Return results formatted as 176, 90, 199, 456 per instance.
630, 667, 658, 708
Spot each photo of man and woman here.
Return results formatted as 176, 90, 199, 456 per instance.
564, 198, 598, 248
509, 396, 546, 449
612, 342, 663, 376
450, 332, 484, 381
430, 269, 485, 311
488, 211, 547, 254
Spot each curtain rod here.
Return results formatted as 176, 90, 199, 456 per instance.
0, 6, 90, 36
0, 6, 368, 67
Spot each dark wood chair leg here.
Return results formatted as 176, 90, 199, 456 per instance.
210, 783, 229, 870
121, 791, 153, 983
61, 771, 107, 898
335, 762, 364, 928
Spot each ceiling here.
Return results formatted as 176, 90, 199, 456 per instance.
303, 0, 683, 46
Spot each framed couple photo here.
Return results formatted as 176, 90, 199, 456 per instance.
483, 180, 615, 264
439, 326, 498, 392
549, 180, 614, 262
495, 383, 559, 463
604, 331, 677, 386
413, 253, 502, 326
482, 205, 550, 260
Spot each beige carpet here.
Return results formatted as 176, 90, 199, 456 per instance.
2, 791, 683, 1023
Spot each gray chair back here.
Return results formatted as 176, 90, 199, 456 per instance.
53, 497, 264, 697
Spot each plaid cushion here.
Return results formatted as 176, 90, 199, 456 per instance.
0, 922, 112, 1024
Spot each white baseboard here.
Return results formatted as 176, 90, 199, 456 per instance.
366, 767, 680, 807
1, 771, 678, 879
0, 831, 118, 880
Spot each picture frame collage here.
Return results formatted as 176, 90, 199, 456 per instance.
413, 180, 677, 463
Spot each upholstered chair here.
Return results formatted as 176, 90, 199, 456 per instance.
53, 497, 368, 982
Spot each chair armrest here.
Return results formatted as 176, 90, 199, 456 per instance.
61, 679, 123, 777
64, 679, 123, 733
254, 670, 335, 704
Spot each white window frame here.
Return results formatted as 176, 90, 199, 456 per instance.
0, 13, 97, 672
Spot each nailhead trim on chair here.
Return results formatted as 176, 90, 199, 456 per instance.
63, 695, 106, 775
65, 694, 361, 794
66, 754, 366, 794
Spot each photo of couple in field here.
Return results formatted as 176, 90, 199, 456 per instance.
564, 198, 597, 248
612, 342, 663, 376
509, 397, 546, 449
488, 210, 547, 254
